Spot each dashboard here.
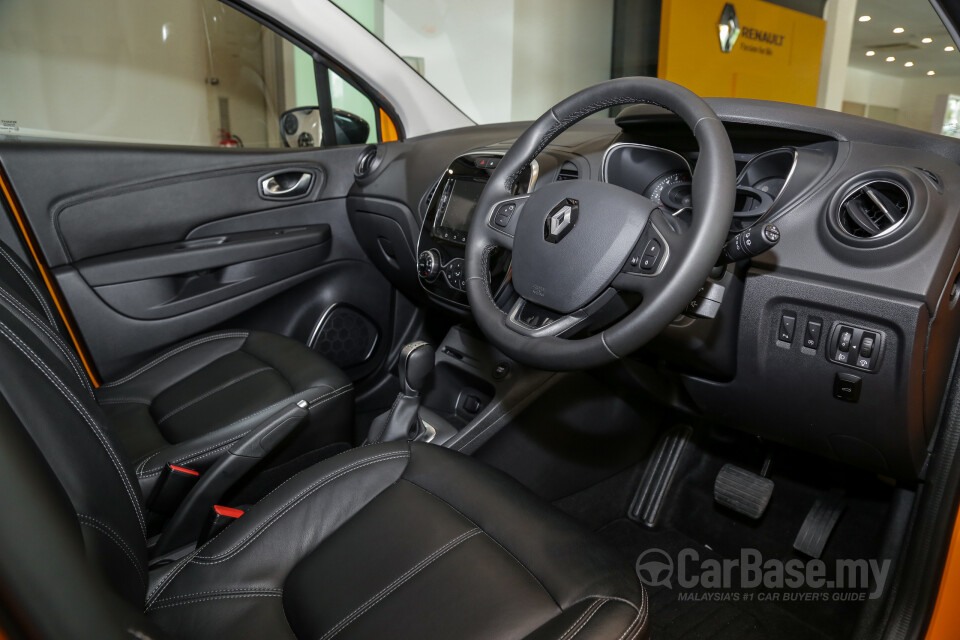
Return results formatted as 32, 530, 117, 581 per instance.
347, 98, 960, 482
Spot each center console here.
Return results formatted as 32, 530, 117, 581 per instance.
416, 153, 538, 308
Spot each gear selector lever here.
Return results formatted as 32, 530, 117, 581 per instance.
366, 342, 435, 444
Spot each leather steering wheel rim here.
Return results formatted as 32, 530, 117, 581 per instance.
465, 77, 736, 370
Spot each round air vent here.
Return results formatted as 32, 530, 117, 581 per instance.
836, 180, 910, 240
354, 144, 383, 183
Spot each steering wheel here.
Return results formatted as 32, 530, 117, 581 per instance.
465, 77, 736, 370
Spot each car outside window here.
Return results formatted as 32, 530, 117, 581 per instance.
0, 0, 379, 148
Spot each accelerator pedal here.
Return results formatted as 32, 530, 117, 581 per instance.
714, 462, 774, 519
628, 424, 694, 527
793, 491, 845, 559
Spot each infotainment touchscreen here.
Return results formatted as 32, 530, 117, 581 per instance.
439, 179, 485, 232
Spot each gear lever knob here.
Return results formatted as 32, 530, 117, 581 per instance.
399, 342, 435, 395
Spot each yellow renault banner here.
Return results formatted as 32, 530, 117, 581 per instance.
659, 0, 826, 105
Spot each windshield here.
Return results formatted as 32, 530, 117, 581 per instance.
332, 0, 960, 137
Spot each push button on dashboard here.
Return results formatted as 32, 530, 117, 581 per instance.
804, 317, 823, 350
833, 373, 862, 403
778, 312, 796, 343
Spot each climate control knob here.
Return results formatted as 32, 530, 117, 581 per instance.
417, 249, 441, 281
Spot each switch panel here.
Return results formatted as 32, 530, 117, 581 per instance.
828, 323, 883, 371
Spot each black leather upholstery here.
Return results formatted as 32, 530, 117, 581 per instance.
96, 329, 353, 496
0, 249, 649, 639
0, 238, 354, 497
146, 442, 648, 640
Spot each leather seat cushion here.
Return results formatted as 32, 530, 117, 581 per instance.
96, 330, 354, 496
144, 442, 648, 640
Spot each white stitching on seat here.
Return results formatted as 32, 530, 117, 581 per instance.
98, 397, 151, 406
148, 592, 284, 611
558, 599, 607, 640
136, 384, 352, 478
150, 587, 283, 606
144, 450, 407, 607
318, 528, 481, 640
0, 321, 146, 535
0, 285, 93, 395
77, 513, 146, 587
156, 367, 273, 424
101, 331, 249, 388
192, 451, 408, 563
0, 243, 57, 327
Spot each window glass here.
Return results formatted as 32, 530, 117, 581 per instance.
333, 0, 960, 137
0, 0, 372, 147
330, 70, 378, 145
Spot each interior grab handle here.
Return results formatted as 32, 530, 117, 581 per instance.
260, 171, 313, 199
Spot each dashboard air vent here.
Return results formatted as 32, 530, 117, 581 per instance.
557, 161, 579, 181
837, 181, 910, 239
354, 144, 381, 181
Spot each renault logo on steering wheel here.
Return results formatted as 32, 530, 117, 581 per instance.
544, 198, 579, 243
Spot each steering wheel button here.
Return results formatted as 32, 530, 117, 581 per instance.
644, 239, 662, 257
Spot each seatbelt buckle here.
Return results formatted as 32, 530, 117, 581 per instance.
198, 505, 244, 544
146, 463, 200, 516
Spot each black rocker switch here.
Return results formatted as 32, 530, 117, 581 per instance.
778, 312, 796, 343
804, 317, 823, 350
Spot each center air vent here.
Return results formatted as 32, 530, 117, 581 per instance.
837, 180, 910, 239
557, 161, 579, 181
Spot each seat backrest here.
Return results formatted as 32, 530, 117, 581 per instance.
0, 299, 147, 607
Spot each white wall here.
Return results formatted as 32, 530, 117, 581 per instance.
843, 67, 904, 109
510, 0, 614, 122
381, 0, 614, 125
383, 0, 516, 124
843, 67, 960, 133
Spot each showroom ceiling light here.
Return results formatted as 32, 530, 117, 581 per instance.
928, 70, 936, 75
858, 15, 871, 22
947, 46, 956, 52
893, 27, 905, 34
866, 50, 876, 56
922, 37, 933, 43
904, 61, 915, 67
886, 56, 896, 62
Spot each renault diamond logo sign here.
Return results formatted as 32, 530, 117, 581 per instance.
718, 3, 741, 53
544, 198, 578, 243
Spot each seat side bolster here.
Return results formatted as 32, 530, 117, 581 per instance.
144, 443, 411, 627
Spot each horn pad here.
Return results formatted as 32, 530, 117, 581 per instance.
511, 180, 654, 314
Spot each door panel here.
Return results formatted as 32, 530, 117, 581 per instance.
0, 142, 413, 382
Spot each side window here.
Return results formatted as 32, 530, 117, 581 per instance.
0, 0, 385, 148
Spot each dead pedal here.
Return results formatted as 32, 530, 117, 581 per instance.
714, 463, 774, 519
793, 491, 845, 559
628, 424, 693, 527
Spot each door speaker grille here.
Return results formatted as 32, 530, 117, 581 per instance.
308, 305, 379, 369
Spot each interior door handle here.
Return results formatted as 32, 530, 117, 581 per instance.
260, 172, 313, 199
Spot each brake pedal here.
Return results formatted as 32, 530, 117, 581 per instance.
714, 463, 774, 519
793, 491, 845, 559
628, 424, 693, 527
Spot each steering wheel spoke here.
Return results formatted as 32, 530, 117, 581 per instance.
611, 214, 673, 294
477, 194, 531, 251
